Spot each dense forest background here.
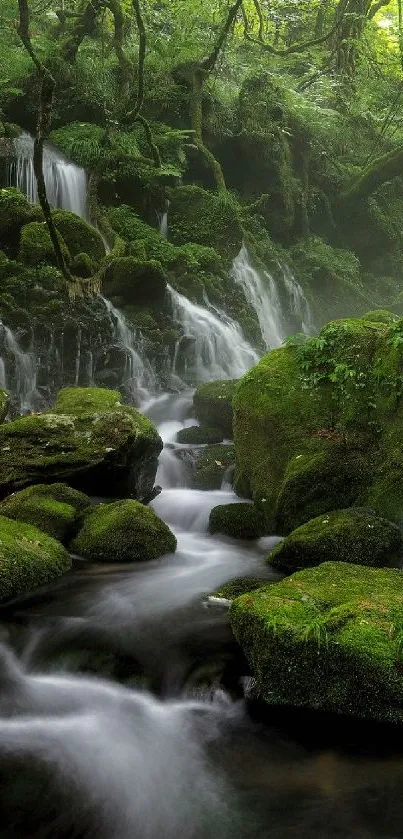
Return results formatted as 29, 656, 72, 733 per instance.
2, 0, 403, 386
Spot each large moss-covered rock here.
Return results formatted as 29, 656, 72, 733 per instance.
0, 387, 162, 500
193, 444, 235, 490
71, 499, 176, 562
193, 380, 237, 439
230, 562, 403, 724
0, 188, 34, 253
0, 483, 91, 543
0, 514, 71, 602
52, 211, 105, 264
234, 316, 403, 530
270, 509, 402, 572
209, 503, 265, 540
103, 256, 167, 306
18, 221, 70, 267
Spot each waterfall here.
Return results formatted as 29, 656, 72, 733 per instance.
101, 297, 157, 405
8, 133, 88, 219
158, 200, 170, 239
0, 322, 40, 413
231, 245, 313, 349
167, 284, 259, 384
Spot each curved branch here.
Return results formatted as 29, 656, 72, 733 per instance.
243, 15, 341, 56
62, 0, 105, 63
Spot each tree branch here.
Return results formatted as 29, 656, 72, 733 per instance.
202, 0, 244, 72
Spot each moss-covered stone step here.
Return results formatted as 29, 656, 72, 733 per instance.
269, 508, 402, 572
0, 483, 91, 543
209, 502, 265, 539
230, 562, 403, 724
70, 499, 176, 562
0, 387, 162, 500
0, 514, 71, 602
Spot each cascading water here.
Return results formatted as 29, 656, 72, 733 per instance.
8, 132, 88, 219
101, 297, 157, 404
167, 284, 259, 384
0, 321, 40, 413
231, 245, 313, 349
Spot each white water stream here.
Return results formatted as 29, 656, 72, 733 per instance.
8, 132, 88, 219
0, 321, 40, 413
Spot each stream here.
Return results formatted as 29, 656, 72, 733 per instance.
2, 135, 403, 838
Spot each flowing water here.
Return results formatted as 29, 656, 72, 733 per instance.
8, 132, 88, 219
0, 321, 40, 413
232, 245, 313, 348
3, 140, 402, 838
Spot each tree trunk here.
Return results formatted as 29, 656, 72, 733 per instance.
337, 144, 403, 211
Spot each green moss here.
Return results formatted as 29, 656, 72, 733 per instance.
193, 380, 237, 439
209, 503, 265, 540
18, 221, 70, 267
0, 387, 162, 500
234, 317, 403, 528
168, 186, 243, 265
270, 509, 402, 572
103, 257, 167, 306
52, 211, 105, 264
275, 444, 372, 534
362, 309, 400, 324
230, 562, 403, 724
0, 188, 34, 254
0, 514, 71, 602
70, 252, 94, 278
176, 426, 224, 445
288, 236, 373, 325
211, 577, 269, 600
193, 444, 235, 490
0, 483, 91, 543
70, 499, 176, 562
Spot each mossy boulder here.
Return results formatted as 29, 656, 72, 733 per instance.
168, 186, 243, 265
0, 483, 91, 543
362, 309, 400, 325
70, 499, 176, 562
103, 256, 167, 306
234, 316, 403, 530
270, 509, 402, 572
209, 503, 266, 540
176, 426, 224, 445
193, 444, 235, 490
275, 444, 372, 534
70, 252, 94, 278
19, 221, 70, 267
230, 562, 403, 724
0, 387, 162, 500
0, 514, 71, 602
52, 211, 105, 264
211, 577, 270, 601
0, 390, 9, 423
193, 380, 237, 439
0, 188, 34, 253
